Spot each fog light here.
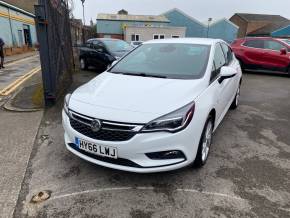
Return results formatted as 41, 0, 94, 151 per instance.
146, 150, 186, 160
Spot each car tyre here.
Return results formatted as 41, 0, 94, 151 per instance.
80, 58, 88, 70
194, 116, 213, 168
238, 59, 245, 72
230, 85, 240, 110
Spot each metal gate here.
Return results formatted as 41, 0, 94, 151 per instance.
35, 0, 74, 106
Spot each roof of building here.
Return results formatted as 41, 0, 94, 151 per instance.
234, 13, 289, 22
202, 18, 239, 29
97, 13, 170, 23
162, 8, 206, 27
0, 0, 35, 17
248, 21, 290, 36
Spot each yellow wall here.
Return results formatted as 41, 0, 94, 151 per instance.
0, 10, 35, 25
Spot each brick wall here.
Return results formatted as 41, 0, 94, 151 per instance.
230, 15, 248, 38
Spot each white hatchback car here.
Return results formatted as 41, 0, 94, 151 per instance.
62, 38, 242, 173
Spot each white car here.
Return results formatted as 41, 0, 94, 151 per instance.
62, 38, 242, 173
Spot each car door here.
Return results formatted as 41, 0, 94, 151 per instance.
242, 39, 266, 68
210, 43, 231, 121
262, 40, 289, 72
90, 40, 108, 68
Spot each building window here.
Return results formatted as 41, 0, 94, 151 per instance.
131, 34, 140, 41
172, 35, 180, 38
153, 34, 165, 40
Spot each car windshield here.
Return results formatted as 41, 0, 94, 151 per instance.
109, 43, 211, 79
102, 40, 132, 52
282, 39, 290, 45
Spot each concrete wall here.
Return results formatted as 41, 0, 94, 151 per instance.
0, 3, 37, 48
97, 20, 169, 35
163, 9, 206, 37
208, 19, 238, 43
124, 26, 186, 42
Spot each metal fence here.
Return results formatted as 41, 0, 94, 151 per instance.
35, 0, 74, 106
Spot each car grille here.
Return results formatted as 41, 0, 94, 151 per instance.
68, 110, 143, 142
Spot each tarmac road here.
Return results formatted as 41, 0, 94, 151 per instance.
13, 72, 290, 218
0, 55, 40, 92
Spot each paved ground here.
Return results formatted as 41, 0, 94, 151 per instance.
0, 55, 43, 218
0, 54, 40, 90
11, 71, 290, 218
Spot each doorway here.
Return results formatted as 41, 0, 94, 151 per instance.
23, 25, 32, 47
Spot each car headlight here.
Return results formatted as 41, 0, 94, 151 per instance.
64, 94, 71, 115
141, 101, 195, 133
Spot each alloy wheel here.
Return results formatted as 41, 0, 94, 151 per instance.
201, 121, 213, 162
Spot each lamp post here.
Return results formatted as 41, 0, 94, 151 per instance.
207, 18, 212, 38
81, 0, 86, 43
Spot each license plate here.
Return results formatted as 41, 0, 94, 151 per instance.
75, 138, 118, 159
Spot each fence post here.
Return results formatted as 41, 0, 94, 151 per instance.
35, 0, 74, 106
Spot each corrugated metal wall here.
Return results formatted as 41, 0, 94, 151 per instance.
163, 10, 206, 37
272, 25, 290, 37
208, 20, 238, 43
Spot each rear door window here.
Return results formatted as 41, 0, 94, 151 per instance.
211, 44, 226, 82
264, 40, 287, 51
221, 43, 233, 65
243, 40, 264, 49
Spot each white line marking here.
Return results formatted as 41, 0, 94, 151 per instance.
49, 186, 245, 202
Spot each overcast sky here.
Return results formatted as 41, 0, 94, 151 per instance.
73, 0, 290, 25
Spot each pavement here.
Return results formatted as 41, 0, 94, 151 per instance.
0, 53, 43, 218
10, 71, 290, 218
4, 51, 38, 65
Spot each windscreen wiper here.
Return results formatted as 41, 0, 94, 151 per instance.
110, 71, 167, 78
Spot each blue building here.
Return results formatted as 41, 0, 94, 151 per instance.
208, 18, 239, 43
0, 0, 37, 50
272, 24, 290, 37
247, 21, 290, 38
163, 8, 239, 43
163, 8, 206, 38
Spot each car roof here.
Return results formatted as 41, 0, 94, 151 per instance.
144, 38, 222, 46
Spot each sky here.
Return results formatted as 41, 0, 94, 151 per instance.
72, 0, 290, 25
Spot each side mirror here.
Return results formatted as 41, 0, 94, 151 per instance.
218, 66, 237, 83
96, 48, 104, 53
280, 48, 287, 55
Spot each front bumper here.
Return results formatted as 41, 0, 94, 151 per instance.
62, 110, 201, 173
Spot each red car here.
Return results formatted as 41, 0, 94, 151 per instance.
231, 37, 290, 74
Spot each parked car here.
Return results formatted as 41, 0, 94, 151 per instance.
130, 41, 143, 48
63, 38, 242, 173
231, 37, 290, 74
79, 38, 133, 71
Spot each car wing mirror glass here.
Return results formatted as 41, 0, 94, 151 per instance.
218, 66, 237, 83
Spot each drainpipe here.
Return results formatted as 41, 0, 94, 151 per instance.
7, 7, 15, 47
